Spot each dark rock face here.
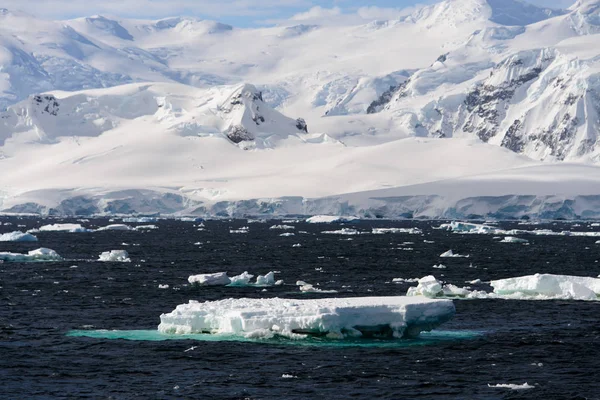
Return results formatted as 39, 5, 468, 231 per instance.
34, 95, 59, 116
367, 81, 408, 114
227, 125, 254, 143
501, 119, 524, 153
534, 113, 580, 160
295, 118, 308, 133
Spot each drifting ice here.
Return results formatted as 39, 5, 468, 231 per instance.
491, 274, 600, 301
440, 250, 469, 258
158, 296, 456, 339
306, 216, 357, 224
35, 223, 92, 233
98, 250, 131, 262
188, 272, 231, 286
0, 248, 63, 262
0, 231, 38, 242
189, 271, 280, 287
372, 228, 422, 235
500, 237, 529, 244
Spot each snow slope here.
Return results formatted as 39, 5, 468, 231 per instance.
2, 1, 600, 218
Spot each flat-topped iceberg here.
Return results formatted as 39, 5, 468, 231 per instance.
158, 296, 456, 339
0, 231, 38, 242
33, 223, 92, 233
96, 224, 135, 231
189, 271, 282, 287
189, 272, 231, 286
98, 250, 131, 262
499, 236, 529, 244
306, 215, 358, 224
372, 228, 422, 235
0, 248, 63, 262
491, 274, 600, 301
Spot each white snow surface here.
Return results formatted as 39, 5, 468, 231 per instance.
491, 274, 600, 301
1, 2, 600, 218
0, 231, 38, 242
0, 248, 63, 262
98, 250, 131, 262
158, 296, 456, 339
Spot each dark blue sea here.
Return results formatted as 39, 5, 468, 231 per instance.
1, 217, 599, 399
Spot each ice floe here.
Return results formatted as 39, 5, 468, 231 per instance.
0, 248, 63, 262
230, 227, 249, 234
488, 383, 535, 390
296, 280, 338, 293
491, 274, 600, 301
440, 250, 469, 258
322, 228, 362, 235
158, 296, 456, 339
306, 215, 357, 224
439, 221, 600, 238
372, 228, 422, 235
499, 236, 529, 244
280, 233, 295, 237
96, 224, 135, 231
270, 225, 295, 230
188, 272, 231, 286
122, 217, 158, 223
189, 271, 281, 287
98, 250, 131, 262
32, 223, 92, 233
0, 231, 38, 242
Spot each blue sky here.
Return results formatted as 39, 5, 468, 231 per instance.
0, 0, 576, 25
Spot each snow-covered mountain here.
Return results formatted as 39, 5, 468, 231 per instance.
2, 0, 600, 218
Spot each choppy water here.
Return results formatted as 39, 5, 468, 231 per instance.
1, 217, 600, 399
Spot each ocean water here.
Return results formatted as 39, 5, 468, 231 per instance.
1, 217, 600, 399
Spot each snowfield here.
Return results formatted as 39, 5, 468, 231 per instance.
158, 296, 456, 339
1, 0, 600, 218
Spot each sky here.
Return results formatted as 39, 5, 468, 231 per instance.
0, 0, 577, 25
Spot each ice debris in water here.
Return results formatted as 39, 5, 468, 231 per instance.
158, 296, 456, 339
0, 231, 38, 242
280, 233, 295, 237
488, 383, 535, 390
189, 271, 281, 287
440, 250, 469, 258
230, 227, 249, 234
432, 264, 447, 269
499, 236, 529, 243
122, 217, 157, 223
392, 278, 420, 283
306, 215, 357, 223
296, 280, 338, 293
491, 274, 600, 301
0, 248, 63, 262
270, 225, 295, 230
96, 224, 135, 231
372, 228, 422, 235
439, 221, 600, 238
322, 228, 362, 235
31, 223, 92, 233
158, 284, 169, 289
135, 225, 158, 230
98, 250, 131, 262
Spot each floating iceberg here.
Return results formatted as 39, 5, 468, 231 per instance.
280, 233, 295, 237
490, 274, 600, 301
0, 248, 63, 262
437, 222, 502, 234
372, 228, 422, 235
230, 227, 249, 234
499, 237, 529, 244
227, 271, 281, 287
296, 280, 338, 294
488, 383, 535, 390
158, 296, 456, 339
306, 215, 357, 224
135, 225, 158, 230
440, 250, 469, 258
0, 231, 38, 242
188, 272, 231, 286
270, 225, 294, 230
96, 224, 134, 231
322, 228, 362, 235
122, 217, 157, 223
34, 223, 92, 233
439, 222, 600, 238
98, 250, 131, 262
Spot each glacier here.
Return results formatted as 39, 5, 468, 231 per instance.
158, 296, 456, 339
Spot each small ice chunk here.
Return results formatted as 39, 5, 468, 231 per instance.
136, 225, 159, 230
392, 278, 420, 283
281, 374, 298, 379
188, 272, 231, 286
0, 231, 38, 242
440, 250, 469, 258
296, 280, 338, 293
280, 233, 295, 237
372, 228, 422, 235
230, 227, 249, 234
255, 272, 276, 286
228, 271, 254, 286
322, 228, 362, 235
158, 296, 456, 339
96, 224, 134, 231
270, 225, 295, 230
432, 264, 447, 269
123, 217, 157, 223
158, 284, 169, 289
488, 383, 534, 390
292, 243, 302, 248
500, 237, 529, 244
406, 276, 443, 297
0, 248, 63, 262
98, 250, 131, 262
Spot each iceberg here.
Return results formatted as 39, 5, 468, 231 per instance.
372, 228, 422, 235
34, 223, 92, 233
490, 274, 600, 301
98, 250, 131, 262
0, 248, 63, 262
96, 224, 134, 231
158, 296, 456, 339
188, 272, 231, 286
306, 215, 357, 224
407, 276, 483, 299
122, 217, 157, 223
296, 280, 338, 294
488, 383, 535, 390
230, 227, 249, 234
322, 228, 362, 235
440, 250, 469, 258
270, 225, 295, 230
499, 236, 529, 244
0, 231, 38, 242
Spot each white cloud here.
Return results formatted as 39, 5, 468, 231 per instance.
290, 6, 342, 21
